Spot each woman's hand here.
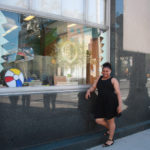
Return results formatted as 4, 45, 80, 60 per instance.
85, 90, 91, 99
85, 77, 100, 100
112, 78, 122, 115
117, 105, 122, 114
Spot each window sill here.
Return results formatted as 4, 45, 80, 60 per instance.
0, 85, 90, 96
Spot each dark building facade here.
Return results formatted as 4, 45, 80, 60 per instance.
0, 0, 150, 150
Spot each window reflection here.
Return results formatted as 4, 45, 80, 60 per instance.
62, 0, 83, 19
0, 0, 28, 9
31, 0, 61, 15
0, 10, 105, 88
87, 0, 105, 24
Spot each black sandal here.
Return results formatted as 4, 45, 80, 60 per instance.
103, 139, 114, 147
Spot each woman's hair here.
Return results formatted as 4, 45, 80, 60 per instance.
102, 62, 112, 70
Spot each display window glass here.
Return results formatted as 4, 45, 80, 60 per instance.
0, 10, 106, 88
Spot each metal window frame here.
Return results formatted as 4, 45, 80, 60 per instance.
0, 85, 90, 96
105, 0, 111, 61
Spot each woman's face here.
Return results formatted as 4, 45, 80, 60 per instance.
102, 67, 111, 78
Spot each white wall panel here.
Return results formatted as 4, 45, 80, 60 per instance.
123, 0, 150, 53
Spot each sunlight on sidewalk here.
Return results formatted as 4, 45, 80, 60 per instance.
87, 129, 150, 150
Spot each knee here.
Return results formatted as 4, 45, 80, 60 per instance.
95, 119, 104, 125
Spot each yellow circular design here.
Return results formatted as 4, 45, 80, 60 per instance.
61, 41, 78, 64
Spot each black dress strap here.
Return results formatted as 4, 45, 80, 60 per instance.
99, 76, 103, 80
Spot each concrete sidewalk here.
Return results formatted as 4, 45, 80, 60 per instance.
87, 129, 150, 150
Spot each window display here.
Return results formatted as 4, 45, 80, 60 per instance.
0, 10, 105, 88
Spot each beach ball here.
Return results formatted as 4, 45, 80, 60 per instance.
5, 68, 24, 87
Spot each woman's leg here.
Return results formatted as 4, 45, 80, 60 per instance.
105, 118, 116, 145
95, 118, 109, 129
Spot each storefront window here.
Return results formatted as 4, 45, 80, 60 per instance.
0, 0, 28, 9
31, 0, 61, 15
87, 0, 105, 24
62, 0, 83, 19
0, 10, 105, 88
31, 0, 84, 20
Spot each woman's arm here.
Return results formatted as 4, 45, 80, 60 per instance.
111, 78, 122, 113
85, 76, 100, 99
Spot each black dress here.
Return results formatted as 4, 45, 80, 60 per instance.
94, 76, 119, 120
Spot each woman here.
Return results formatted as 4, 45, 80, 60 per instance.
85, 62, 122, 147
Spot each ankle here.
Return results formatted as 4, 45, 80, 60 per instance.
108, 137, 113, 141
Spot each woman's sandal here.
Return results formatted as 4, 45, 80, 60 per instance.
103, 139, 114, 147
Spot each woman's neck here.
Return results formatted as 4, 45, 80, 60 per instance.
102, 76, 111, 80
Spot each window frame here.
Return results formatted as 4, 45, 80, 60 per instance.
0, 85, 90, 96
